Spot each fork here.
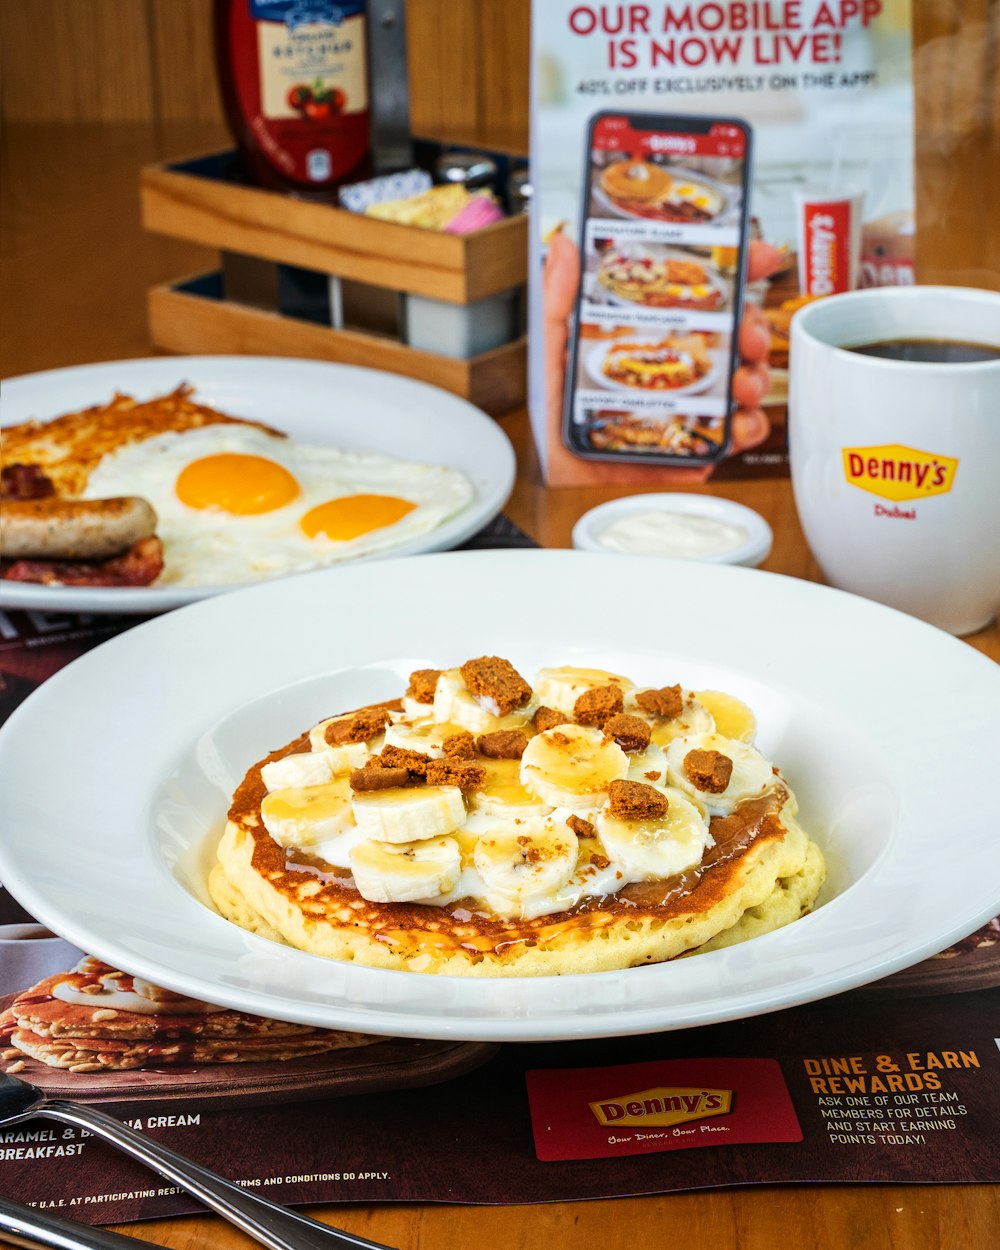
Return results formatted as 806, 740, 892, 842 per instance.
0, 1073, 394, 1250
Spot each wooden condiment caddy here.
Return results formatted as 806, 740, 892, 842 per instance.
140, 151, 528, 415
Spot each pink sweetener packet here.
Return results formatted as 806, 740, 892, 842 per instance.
444, 196, 504, 234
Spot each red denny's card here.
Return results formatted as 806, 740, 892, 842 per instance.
526, 1057, 801, 1161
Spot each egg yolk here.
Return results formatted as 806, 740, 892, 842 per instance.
301, 494, 417, 541
176, 454, 300, 515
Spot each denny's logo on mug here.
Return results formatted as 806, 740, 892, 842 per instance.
841, 444, 959, 503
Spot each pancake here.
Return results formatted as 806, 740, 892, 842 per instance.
6, 970, 308, 1040
3, 1024, 356, 1071
210, 662, 826, 976
0, 959, 377, 1073
213, 794, 814, 976
680, 840, 826, 957
601, 159, 673, 204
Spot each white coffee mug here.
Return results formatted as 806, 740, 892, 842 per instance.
789, 286, 1000, 635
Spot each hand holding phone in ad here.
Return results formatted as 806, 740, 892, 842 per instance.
562, 113, 756, 470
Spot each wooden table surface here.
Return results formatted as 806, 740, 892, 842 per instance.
1, 120, 997, 1250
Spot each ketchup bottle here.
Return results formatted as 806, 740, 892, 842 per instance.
214, 0, 372, 198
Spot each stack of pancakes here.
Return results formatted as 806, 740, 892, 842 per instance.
0, 958, 374, 1073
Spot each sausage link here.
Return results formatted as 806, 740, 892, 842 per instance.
0, 496, 158, 559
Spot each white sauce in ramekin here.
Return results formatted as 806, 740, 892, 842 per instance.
597, 510, 749, 558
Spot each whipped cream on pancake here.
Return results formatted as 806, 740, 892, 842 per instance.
51, 957, 224, 1015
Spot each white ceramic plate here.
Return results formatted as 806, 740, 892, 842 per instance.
584, 341, 721, 396
0, 357, 515, 614
1, 550, 998, 1042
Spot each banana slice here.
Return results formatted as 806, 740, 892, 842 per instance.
470, 756, 554, 816
261, 750, 334, 793
692, 690, 756, 743
351, 784, 466, 844
473, 818, 579, 918
350, 835, 461, 904
626, 741, 668, 786
645, 697, 716, 747
383, 718, 467, 758
432, 669, 535, 735
534, 666, 635, 716
665, 733, 776, 812
261, 777, 355, 848
520, 724, 629, 809
403, 694, 434, 721
596, 787, 710, 879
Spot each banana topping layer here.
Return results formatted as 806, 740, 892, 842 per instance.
254, 659, 785, 921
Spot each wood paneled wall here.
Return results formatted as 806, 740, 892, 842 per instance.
911, 0, 1000, 286
0, 0, 219, 123
0, 0, 532, 147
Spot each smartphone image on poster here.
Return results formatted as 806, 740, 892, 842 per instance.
562, 112, 754, 466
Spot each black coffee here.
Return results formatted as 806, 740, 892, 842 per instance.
847, 338, 1000, 364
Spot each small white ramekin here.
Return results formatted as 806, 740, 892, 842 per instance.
571, 493, 773, 568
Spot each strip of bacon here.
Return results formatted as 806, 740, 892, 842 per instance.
0, 463, 56, 500
1, 536, 164, 587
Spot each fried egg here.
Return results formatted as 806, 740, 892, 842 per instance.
670, 183, 719, 213
82, 426, 474, 586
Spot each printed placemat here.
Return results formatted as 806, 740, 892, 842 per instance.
0, 948, 996, 1225
2, 516, 998, 1224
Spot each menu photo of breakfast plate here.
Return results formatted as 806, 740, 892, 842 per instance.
580, 330, 724, 398
588, 243, 732, 314
590, 153, 739, 227
576, 410, 726, 458
0, 356, 516, 614
0, 550, 998, 1043
569, 318, 732, 459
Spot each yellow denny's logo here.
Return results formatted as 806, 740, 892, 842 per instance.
842, 444, 958, 502
589, 1086, 732, 1129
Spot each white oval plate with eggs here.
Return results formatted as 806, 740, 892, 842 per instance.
0, 357, 516, 614
0, 549, 998, 1042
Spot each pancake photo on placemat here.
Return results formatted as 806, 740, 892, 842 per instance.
0, 956, 495, 1106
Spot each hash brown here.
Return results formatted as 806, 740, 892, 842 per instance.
1, 384, 282, 498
